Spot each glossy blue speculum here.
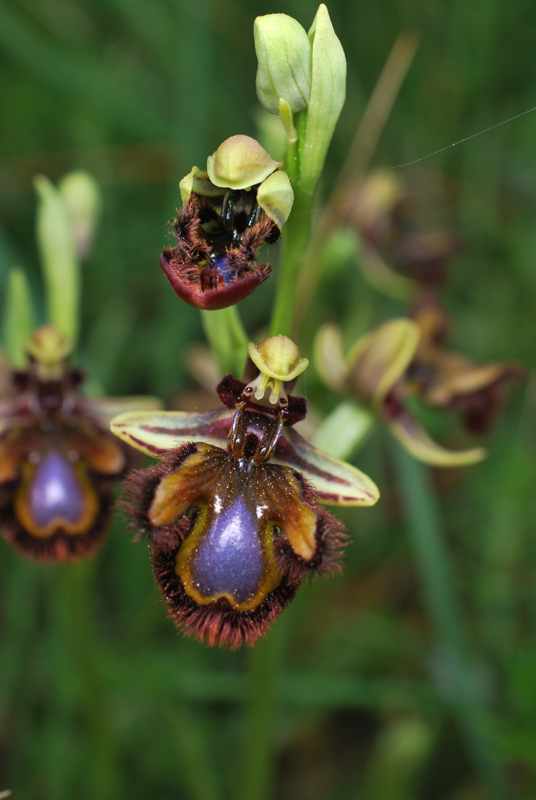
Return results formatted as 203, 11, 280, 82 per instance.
175, 481, 282, 612
191, 495, 265, 604
29, 450, 85, 528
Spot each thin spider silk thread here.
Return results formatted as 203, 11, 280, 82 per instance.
390, 104, 536, 169
290, 102, 536, 188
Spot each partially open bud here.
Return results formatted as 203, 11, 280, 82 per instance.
254, 14, 312, 115
161, 137, 293, 310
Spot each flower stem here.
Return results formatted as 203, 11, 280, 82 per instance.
201, 306, 248, 376
269, 181, 314, 337
241, 617, 288, 800
392, 443, 512, 799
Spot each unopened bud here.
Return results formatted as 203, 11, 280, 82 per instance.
58, 171, 101, 259
254, 14, 311, 115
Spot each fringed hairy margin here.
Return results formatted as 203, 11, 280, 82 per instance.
119, 442, 197, 551
0, 479, 111, 562
152, 542, 298, 649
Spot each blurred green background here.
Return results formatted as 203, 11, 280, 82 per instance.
1, 0, 536, 798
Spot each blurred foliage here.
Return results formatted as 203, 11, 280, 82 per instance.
1, 0, 536, 798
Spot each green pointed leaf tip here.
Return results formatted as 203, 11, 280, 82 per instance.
206, 135, 281, 190
254, 13, 312, 115
58, 171, 101, 259
4, 268, 35, 368
34, 175, 80, 344
300, 4, 346, 194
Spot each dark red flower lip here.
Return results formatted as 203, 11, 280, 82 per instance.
160, 252, 272, 311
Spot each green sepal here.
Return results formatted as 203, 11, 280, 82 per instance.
299, 4, 346, 196
312, 401, 375, 460
256, 170, 294, 229
58, 171, 101, 259
3, 268, 35, 368
207, 135, 281, 191
34, 175, 80, 345
179, 166, 222, 203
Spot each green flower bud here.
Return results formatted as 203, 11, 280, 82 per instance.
207, 135, 281, 190
254, 14, 311, 115
300, 4, 346, 195
58, 171, 101, 259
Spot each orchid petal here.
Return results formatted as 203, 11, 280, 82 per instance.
347, 319, 420, 408
314, 324, 348, 392
274, 427, 379, 506
422, 357, 518, 406
358, 241, 417, 301
387, 409, 486, 467
110, 409, 234, 457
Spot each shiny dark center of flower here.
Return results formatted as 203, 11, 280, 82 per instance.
210, 255, 235, 284
29, 450, 85, 528
190, 496, 264, 604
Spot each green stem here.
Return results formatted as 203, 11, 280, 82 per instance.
201, 306, 248, 376
392, 443, 512, 800
241, 618, 287, 800
269, 182, 314, 337
52, 563, 122, 799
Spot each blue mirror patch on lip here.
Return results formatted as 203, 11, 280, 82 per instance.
29, 450, 85, 528
190, 495, 265, 604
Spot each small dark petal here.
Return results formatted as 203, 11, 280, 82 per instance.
216, 373, 307, 426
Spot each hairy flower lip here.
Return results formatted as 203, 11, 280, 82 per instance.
122, 435, 349, 648
160, 251, 272, 310
0, 356, 161, 561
